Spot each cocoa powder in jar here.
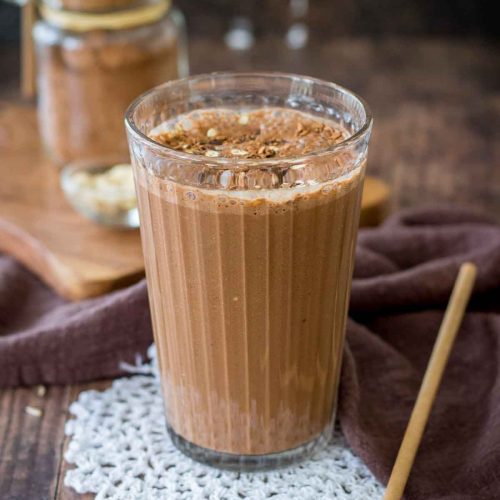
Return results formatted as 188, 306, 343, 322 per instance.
35, 6, 184, 165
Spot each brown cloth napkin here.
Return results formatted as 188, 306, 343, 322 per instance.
1, 206, 499, 499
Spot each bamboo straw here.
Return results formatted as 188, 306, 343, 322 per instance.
383, 262, 477, 500
21, 0, 36, 98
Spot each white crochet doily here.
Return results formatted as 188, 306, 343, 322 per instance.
64, 346, 383, 499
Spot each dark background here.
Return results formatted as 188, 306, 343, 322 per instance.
0, 0, 498, 100
177, 0, 498, 39
0, 0, 498, 41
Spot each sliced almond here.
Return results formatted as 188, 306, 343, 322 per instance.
231, 148, 248, 156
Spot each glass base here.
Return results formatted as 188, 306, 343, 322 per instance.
167, 424, 332, 472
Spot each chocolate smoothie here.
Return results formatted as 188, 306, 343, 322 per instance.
133, 108, 365, 457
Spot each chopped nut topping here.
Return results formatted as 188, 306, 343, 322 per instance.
149, 108, 346, 160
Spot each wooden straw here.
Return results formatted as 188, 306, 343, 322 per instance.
383, 262, 477, 500
21, 0, 36, 98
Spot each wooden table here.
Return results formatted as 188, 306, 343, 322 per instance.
1, 36, 498, 500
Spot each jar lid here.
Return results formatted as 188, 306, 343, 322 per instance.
39, 0, 171, 31
41, 0, 141, 13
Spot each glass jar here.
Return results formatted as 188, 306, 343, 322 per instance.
33, 0, 188, 166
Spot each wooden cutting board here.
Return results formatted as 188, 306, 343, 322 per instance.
0, 102, 389, 301
0, 102, 145, 300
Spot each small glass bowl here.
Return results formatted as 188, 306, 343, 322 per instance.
60, 159, 139, 229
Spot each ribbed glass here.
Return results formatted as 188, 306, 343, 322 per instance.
126, 72, 372, 471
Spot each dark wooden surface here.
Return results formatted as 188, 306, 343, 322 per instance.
0, 35, 499, 499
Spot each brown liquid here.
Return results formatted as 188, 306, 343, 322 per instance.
135, 109, 364, 455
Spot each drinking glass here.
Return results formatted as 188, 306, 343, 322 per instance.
125, 72, 372, 470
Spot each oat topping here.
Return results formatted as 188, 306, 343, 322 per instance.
149, 108, 346, 159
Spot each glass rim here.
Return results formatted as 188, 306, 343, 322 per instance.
125, 71, 373, 168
